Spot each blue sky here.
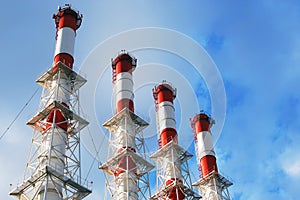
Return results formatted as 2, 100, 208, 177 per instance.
1, 0, 300, 199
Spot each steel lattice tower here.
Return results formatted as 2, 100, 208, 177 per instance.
150, 81, 197, 200
191, 113, 232, 200
9, 5, 92, 200
99, 51, 154, 200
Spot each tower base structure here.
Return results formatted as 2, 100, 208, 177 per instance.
150, 141, 200, 200
99, 108, 154, 200
9, 62, 92, 200
193, 171, 232, 200
10, 166, 92, 200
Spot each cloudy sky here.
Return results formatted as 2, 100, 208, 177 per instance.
1, 0, 300, 199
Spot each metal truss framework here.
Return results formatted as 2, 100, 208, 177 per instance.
150, 141, 200, 200
9, 62, 92, 199
100, 108, 154, 200
193, 171, 232, 200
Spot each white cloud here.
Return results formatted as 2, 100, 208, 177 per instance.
284, 159, 300, 177
280, 143, 300, 178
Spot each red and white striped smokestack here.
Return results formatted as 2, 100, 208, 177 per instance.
112, 51, 136, 113
110, 51, 138, 199
153, 82, 178, 147
153, 82, 185, 200
53, 4, 82, 70
43, 5, 82, 132
191, 113, 218, 178
34, 5, 83, 200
